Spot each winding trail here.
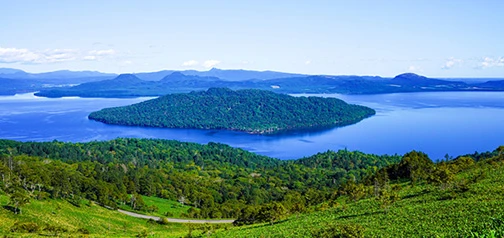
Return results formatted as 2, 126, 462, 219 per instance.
117, 209, 235, 224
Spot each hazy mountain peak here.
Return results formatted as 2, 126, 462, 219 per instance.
168, 72, 186, 77
114, 74, 141, 81
394, 73, 427, 80
160, 72, 190, 81
0, 68, 27, 74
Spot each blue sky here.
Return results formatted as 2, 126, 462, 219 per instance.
1, 0, 503, 77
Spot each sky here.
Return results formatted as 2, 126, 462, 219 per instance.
1, 0, 503, 77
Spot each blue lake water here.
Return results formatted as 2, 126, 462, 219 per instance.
0, 92, 503, 160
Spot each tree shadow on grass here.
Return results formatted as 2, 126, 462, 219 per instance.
233, 219, 290, 231
2, 205, 17, 213
401, 189, 431, 200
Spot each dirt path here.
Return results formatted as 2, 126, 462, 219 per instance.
117, 209, 235, 224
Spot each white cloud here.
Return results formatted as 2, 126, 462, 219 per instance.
479, 57, 504, 68
0, 47, 78, 63
0, 46, 118, 64
202, 60, 221, 68
0, 47, 40, 63
305, 60, 311, 65
441, 57, 463, 70
83, 55, 97, 60
182, 60, 199, 67
83, 49, 116, 60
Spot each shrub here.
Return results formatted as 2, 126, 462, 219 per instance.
148, 205, 158, 213
158, 217, 170, 225
147, 218, 157, 225
310, 223, 365, 238
136, 229, 148, 238
164, 211, 174, 217
339, 224, 365, 238
77, 227, 90, 234
10, 222, 40, 233
43, 224, 68, 235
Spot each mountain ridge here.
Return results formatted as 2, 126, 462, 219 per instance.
2, 67, 504, 97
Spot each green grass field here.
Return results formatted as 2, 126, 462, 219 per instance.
0, 195, 194, 237
117, 195, 194, 218
215, 159, 504, 237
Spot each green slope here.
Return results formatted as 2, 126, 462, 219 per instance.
0, 138, 399, 237
2, 138, 502, 237
117, 195, 194, 218
0, 194, 192, 237
215, 152, 504, 237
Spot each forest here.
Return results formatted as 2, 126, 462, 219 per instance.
1, 138, 503, 236
88, 88, 376, 134
0, 138, 398, 219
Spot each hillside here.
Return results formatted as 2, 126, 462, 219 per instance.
0, 138, 399, 236
215, 148, 504, 237
88, 88, 376, 134
1, 139, 503, 236
34, 73, 157, 98
0, 78, 42, 95
476, 79, 504, 89
0, 194, 193, 237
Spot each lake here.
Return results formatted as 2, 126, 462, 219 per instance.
0, 92, 503, 160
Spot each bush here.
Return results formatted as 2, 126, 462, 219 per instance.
36, 191, 50, 200
339, 224, 365, 238
164, 211, 174, 217
10, 222, 40, 233
67, 197, 82, 207
136, 229, 148, 238
147, 205, 158, 213
77, 227, 90, 234
310, 223, 365, 238
147, 218, 158, 225
158, 217, 170, 225
43, 224, 68, 235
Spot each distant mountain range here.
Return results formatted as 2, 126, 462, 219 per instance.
0, 68, 116, 80
134, 68, 306, 81
0, 67, 304, 81
1, 67, 504, 97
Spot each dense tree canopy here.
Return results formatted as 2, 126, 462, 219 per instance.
88, 88, 375, 134
0, 138, 398, 219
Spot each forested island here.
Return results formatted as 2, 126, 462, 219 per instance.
88, 88, 375, 134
